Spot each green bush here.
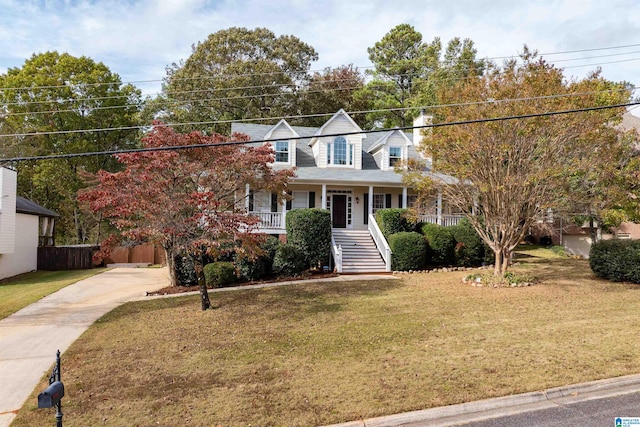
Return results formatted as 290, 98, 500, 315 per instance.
448, 220, 485, 267
236, 235, 281, 281
375, 208, 415, 238
285, 208, 332, 268
273, 243, 307, 277
590, 239, 640, 283
203, 262, 237, 288
421, 223, 456, 266
388, 232, 430, 271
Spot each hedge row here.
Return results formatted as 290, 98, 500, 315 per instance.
375, 209, 491, 271
173, 209, 333, 287
590, 239, 640, 283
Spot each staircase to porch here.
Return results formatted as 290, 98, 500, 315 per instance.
332, 229, 387, 273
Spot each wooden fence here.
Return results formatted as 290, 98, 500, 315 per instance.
38, 246, 99, 271
104, 244, 165, 265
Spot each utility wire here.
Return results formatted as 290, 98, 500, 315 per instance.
1, 86, 635, 119
2, 42, 640, 93
2, 101, 637, 163
0, 88, 636, 138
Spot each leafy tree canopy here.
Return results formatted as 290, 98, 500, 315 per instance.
405, 47, 638, 275
0, 51, 142, 244
357, 24, 484, 128
145, 27, 318, 134
79, 124, 295, 309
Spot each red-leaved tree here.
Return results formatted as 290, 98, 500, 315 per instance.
79, 124, 295, 309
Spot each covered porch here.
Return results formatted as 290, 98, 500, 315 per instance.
245, 183, 464, 233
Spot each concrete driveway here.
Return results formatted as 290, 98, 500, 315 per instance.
0, 267, 168, 427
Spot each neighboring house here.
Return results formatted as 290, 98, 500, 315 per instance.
232, 109, 460, 272
535, 112, 640, 258
0, 167, 59, 280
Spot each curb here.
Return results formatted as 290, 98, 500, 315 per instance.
323, 373, 640, 427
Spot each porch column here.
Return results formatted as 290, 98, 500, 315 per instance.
245, 184, 250, 211
281, 193, 287, 230
321, 184, 327, 210
368, 185, 374, 219
402, 187, 407, 209
437, 190, 443, 225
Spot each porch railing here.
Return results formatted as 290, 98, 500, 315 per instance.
249, 211, 284, 230
368, 214, 392, 272
419, 214, 465, 227
331, 236, 343, 273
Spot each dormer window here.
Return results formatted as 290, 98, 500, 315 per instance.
274, 141, 289, 163
327, 136, 354, 166
389, 147, 402, 167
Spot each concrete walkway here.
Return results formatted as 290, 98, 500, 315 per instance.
0, 267, 169, 427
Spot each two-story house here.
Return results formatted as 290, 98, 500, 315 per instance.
232, 109, 460, 273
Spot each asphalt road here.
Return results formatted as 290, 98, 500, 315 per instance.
457, 391, 640, 427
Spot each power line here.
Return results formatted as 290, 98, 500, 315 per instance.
2, 85, 634, 120
1, 52, 638, 110
0, 88, 636, 138
2, 42, 639, 94
2, 101, 637, 163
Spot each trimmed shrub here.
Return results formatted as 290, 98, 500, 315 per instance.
236, 235, 281, 281
421, 223, 456, 266
285, 208, 332, 269
375, 208, 414, 238
448, 220, 485, 267
590, 239, 640, 283
273, 243, 307, 277
204, 261, 237, 288
388, 232, 430, 271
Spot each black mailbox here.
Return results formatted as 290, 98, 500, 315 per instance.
37, 381, 65, 408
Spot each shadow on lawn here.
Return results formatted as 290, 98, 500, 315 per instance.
221, 279, 404, 318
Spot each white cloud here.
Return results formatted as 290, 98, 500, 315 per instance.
0, 0, 638, 97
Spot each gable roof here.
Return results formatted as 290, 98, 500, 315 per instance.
16, 196, 59, 217
367, 128, 413, 153
264, 119, 300, 140
309, 109, 365, 146
231, 120, 455, 185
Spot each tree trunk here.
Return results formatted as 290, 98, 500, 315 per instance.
493, 248, 502, 276
197, 268, 211, 311
501, 251, 511, 275
164, 247, 177, 286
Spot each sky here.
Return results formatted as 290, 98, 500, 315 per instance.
0, 0, 639, 105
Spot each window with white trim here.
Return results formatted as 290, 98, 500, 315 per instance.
389, 146, 402, 167
407, 195, 418, 208
373, 194, 385, 213
327, 136, 354, 166
274, 141, 289, 163
291, 191, 308, 209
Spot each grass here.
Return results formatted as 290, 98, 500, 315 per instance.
0, 269, 107, 320
12, 255, 640, 426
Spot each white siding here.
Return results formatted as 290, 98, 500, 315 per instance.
269, 128, 297, 166
313, 113, 364, 169
0, 168, 17, 254
0, 213, 38, 280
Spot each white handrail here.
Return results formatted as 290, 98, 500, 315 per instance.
248, 211, 284, 229
419, 214, 465, 227
368, 214, 392, 272
331, 236, 343, 273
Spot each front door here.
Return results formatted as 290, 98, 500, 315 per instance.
332, 195, 347, 228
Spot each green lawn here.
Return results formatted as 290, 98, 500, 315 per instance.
0, 269, 107, 320
12, 256, 640, 426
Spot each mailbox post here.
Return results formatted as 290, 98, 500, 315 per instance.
37, 350, 64, 427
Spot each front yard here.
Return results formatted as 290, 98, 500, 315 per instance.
12, 255, 640, 426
